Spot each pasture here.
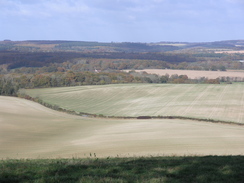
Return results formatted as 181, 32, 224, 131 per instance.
1, 96, 244, 159
21, 83, 244, 123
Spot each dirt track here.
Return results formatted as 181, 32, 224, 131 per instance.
1, 96, 244, 159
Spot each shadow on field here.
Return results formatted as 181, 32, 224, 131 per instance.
0, 156, 244, 182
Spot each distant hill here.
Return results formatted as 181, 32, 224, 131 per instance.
0, 40, 243, 70
1, 40, 243, 53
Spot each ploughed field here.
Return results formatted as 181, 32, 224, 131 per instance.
1, 96, 244, 159
21, 83, 244, 123
132, 69, 244, 80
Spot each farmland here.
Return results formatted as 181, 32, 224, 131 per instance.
1, 39, 244, 182
21, 83, 244, 124
130, 69, 244, 79
1, 96, 244, 159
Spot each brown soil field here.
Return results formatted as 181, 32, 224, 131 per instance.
16, 43, 58, 49
133, 69, 244, 79
1, 96, 244, 159
215, 50, 244, 53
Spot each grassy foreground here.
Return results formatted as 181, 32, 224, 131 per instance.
1, 156, 244, 183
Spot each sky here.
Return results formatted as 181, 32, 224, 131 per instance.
0, 0, 244, 42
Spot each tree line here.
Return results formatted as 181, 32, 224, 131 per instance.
1, 57, 238, 76
0, 51, 208, 70
1, 50, 244, 74
0, 70, 224, 96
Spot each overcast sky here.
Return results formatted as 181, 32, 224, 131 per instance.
1, 0, 244, 42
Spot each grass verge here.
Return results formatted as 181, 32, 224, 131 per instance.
1, 156, 244, 183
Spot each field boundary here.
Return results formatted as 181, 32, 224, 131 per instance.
18, 93, 244, 126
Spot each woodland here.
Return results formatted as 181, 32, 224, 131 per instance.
0, 40, 244, 95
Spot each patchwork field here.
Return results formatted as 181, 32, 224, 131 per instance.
1, 96, 244, 159
132, 69, 244, 79
21, 83, 244, 123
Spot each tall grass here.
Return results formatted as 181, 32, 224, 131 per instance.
1, 156, 244, 183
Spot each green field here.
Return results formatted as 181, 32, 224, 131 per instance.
21, 83, 244, 123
